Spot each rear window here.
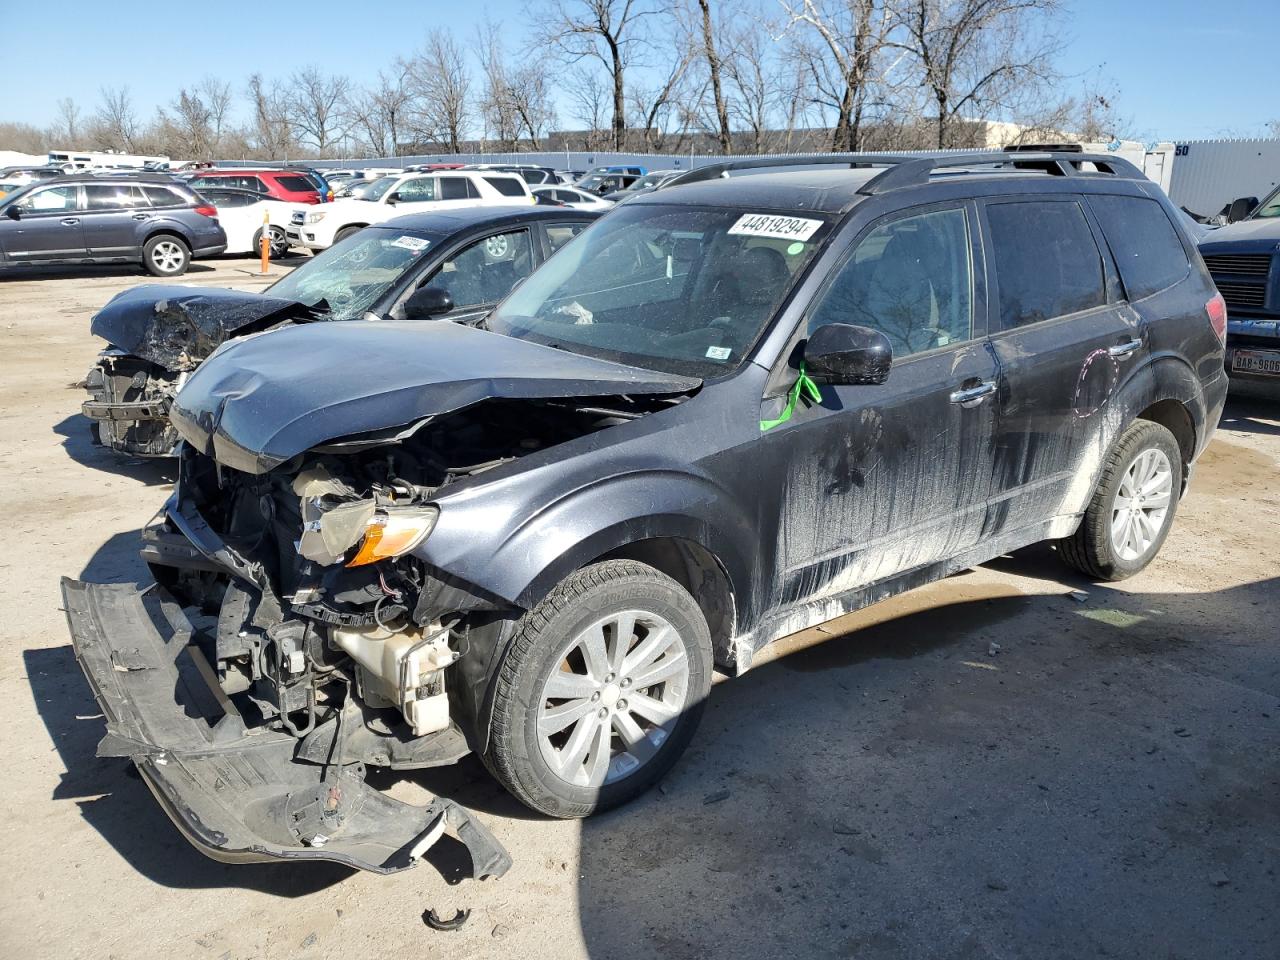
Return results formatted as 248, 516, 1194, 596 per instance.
986, 199, 1106, 329
483, 176, 527, 198
274, 175, 316, 193
1089, 195, 1189, 300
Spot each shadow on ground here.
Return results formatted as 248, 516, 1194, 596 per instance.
1218, 394, 1280, 436
572, 570, 1280, 959
53, 413, 176, 484
0, 263, 217, 282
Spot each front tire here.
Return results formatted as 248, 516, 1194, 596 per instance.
1058, 419, 1183, 581
143, 235, 190, 277
483, 560, 713, 819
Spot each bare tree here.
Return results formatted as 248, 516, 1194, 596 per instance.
350, 60, 415, 156
780, 0, 905, 151
896, 0, 1063, 148
410, 29, 472, 152
628, 27, 694, 150
248, 74, 295, 158
0, 122, 48, 154
535, 0, 654, 150
197, 76, 234, 147
564, 67, 613, 149
477, 24, 557, 150
50, 97, 82, 145
170, 89, 216, 158
93, 87, 139, 151
692, 0, 733, 153
288, 66, 351, 154
722, 20, 779, 153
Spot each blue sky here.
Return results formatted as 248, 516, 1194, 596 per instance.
4, 0, 1275, 142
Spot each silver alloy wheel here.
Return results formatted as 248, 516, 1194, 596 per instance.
150, 240, 185, 273
537, 610, 690, 788
1111, 447, 1173, 561
267, 226, 288, 258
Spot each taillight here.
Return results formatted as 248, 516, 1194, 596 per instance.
194, 205, 218, 218
1206, 292, 1227, 342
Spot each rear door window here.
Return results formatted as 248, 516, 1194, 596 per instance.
985, 199, 1106, 330
1088, 194, 1189, 300
438, 177, 477, 200
84, 184, 148, 209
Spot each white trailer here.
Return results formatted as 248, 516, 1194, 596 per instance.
47, 150, 170, 172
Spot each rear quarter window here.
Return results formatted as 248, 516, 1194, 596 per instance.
1089, 194, 1189, 300
274, 175, 316, 193
986, 199, 1106, 329
483, 176, 528, 198
142, 185, 186, 207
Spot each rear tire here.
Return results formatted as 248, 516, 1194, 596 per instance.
1058, 419, 1183, 581
252, 226, 290, 260
482, 560, 713, 819
143, 235, 190, 277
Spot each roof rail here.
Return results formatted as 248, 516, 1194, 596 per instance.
658, 150, 1145, 196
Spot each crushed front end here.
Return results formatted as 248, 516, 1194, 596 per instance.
82, 285, 317, 457
58, 419, 562, 877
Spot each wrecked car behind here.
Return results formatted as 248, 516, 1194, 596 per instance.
62, 152, 1226, 879
81, 206, 601, 457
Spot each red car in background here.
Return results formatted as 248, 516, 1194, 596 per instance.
187, 169, 325, 204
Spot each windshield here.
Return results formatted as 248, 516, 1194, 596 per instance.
486, 203, 830, 377
1252, 184, 1280, 219
266, 227, 438, 321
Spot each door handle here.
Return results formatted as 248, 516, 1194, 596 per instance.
61, 217, 80, 226
949, 381, 997, 406
1108, 338, 1142, 359
131, 213, 149, 221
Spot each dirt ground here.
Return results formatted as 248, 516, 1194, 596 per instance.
1, 257, 1277, 960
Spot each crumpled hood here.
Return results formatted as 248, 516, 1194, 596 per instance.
91, 285, 317, 371
171, 319, 700, 474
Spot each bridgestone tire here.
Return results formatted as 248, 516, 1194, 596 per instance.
482, 560, 713, 819
1058, 419, 1183, 581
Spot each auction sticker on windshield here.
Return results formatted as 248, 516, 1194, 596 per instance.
392, 236, 430, 252
728, 214, 823, 242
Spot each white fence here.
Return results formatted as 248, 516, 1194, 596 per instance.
1169, 139, 1280, 217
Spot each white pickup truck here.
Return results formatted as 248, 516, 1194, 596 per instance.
288, 170, 533, 251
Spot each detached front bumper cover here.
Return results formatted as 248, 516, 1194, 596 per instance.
60, 578, 511, 879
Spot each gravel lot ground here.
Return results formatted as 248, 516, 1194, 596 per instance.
1, 257, 1277, 960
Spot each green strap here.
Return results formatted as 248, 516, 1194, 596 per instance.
759, 363, 823, 432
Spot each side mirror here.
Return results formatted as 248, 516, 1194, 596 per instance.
804, 323, 892, 386
404, 286, 454, 320
386, 192, 401, 205
1226, 197, 1257, 223
5, 205, 20, 220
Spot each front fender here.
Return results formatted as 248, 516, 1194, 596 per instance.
418, 467, 758, 614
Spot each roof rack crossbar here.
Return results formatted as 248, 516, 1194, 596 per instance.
658, 150, 1144, 194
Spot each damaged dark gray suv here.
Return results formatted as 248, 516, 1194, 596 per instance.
61, 152, 1227, 879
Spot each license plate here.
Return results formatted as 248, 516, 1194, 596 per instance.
1232, 349, 1280, 376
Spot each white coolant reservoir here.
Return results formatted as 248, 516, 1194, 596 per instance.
330, 621, 457, 736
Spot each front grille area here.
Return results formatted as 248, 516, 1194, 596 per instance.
1215, 280, 1267, 309
1203, 253, 1273, 277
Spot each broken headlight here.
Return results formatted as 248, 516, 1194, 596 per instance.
346, 505, 439, 567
